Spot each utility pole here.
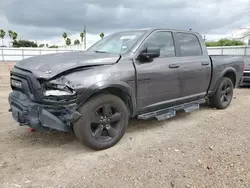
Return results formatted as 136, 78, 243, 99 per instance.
84, 25, 86, 49
203, 35, 206, 41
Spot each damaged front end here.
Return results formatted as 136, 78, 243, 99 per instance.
9, 68, 82, 132
42, 77, 82, 126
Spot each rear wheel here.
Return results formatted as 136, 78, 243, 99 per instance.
210, 77, 234, 109
73, 94, 129, 150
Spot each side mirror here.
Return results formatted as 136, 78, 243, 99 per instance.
138, 47, 160, 61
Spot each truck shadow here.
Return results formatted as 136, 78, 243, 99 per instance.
5, 104, 211, 150
128, 103, 210, 132
238, 85, 250, 89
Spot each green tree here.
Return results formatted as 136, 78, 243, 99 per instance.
0, 29, 6, 45
74, 39, 80, 45
49, 45, 58, 48
12, 40, 38, 47
100, 32, 104, 39
8, 30, 13, 39
62, 32, 67, 41
46, 44, 49, 48
12, 32, 18, 41
80, 30, 85, 43
205, 39, 245, 47
39, 44, 45, 48
66, 38, 71, 46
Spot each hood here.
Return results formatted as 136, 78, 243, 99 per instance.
14, 51, 121, 79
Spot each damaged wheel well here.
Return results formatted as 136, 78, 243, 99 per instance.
89, 87, 133, 117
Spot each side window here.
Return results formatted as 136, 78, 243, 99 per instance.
143, 32, 175, 57
175, 33, 202, 56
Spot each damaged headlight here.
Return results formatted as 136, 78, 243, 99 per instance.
44, 89, 76, 96
43, 81, 76, 97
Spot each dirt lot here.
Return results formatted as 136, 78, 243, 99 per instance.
0, 85, 250, 188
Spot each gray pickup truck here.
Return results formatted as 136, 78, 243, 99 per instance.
9, 28, 245, 150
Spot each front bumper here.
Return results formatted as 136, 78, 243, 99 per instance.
9, 91, 80, 132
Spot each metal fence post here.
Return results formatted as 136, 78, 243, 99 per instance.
221, 47, 223, 55
22, 49, 24, 59
1, 48, 4, 61
244, 46, 247, 56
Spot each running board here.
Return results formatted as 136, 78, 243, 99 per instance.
138, 99, 205, 121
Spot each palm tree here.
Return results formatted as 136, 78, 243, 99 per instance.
74, 39, 80, 45
12, 32, 18, 41
7, 30, 18, 46
66, 38, 71, 46
62, 32, 67, 41
100, 32, 104, 39
8, 30, 13, 39
80, 30, 85, 43
0, 29, 5, 46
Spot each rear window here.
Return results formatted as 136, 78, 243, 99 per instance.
175, 33, 202, 56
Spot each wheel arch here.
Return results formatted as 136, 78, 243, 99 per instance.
209, 67, 236, 97
79, 81, 137, 117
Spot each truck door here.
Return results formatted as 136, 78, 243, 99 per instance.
134, 31, 182, 113
173, 32, 211, 102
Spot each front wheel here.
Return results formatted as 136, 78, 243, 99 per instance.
73, 94, 129, 150
210, 77, 234, 109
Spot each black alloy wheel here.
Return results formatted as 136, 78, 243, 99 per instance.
90, 104, 122, 141
74, 94, 129, 150
220, 79, 233, 106
210, 77, 234, 109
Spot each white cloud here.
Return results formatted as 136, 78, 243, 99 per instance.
0, 0, 249, 45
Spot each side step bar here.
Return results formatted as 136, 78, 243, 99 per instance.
138, 99, 205, 121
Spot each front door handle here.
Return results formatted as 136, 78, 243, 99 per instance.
201, 62, 209, 66
169, 64, 180, 68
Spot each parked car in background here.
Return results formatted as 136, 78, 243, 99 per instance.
8, 28, 245, 150
240, 56, 250, 86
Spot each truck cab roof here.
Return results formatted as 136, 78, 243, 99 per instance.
114, 28, 201, 36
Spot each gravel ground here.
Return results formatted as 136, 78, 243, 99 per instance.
0, 87, 250, 188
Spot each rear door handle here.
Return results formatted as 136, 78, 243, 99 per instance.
201, 62, 209, 66
169, 64, 180, 68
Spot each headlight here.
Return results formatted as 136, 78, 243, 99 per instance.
43, 79, 76, 97
44, 89, 76, 96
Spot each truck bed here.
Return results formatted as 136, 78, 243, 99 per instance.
208, 55, 245, 95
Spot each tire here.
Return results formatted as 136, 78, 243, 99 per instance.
210, 77, 234, 109
73, 94, 129, 150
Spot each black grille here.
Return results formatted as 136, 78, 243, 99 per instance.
10, 67, 44, 101
11, 74, 33, 94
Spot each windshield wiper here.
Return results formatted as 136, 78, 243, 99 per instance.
94, 50, 108, 53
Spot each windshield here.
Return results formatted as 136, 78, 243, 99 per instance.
87, 31, 146, 54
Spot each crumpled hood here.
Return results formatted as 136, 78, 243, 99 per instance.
14, 51, 121, 79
